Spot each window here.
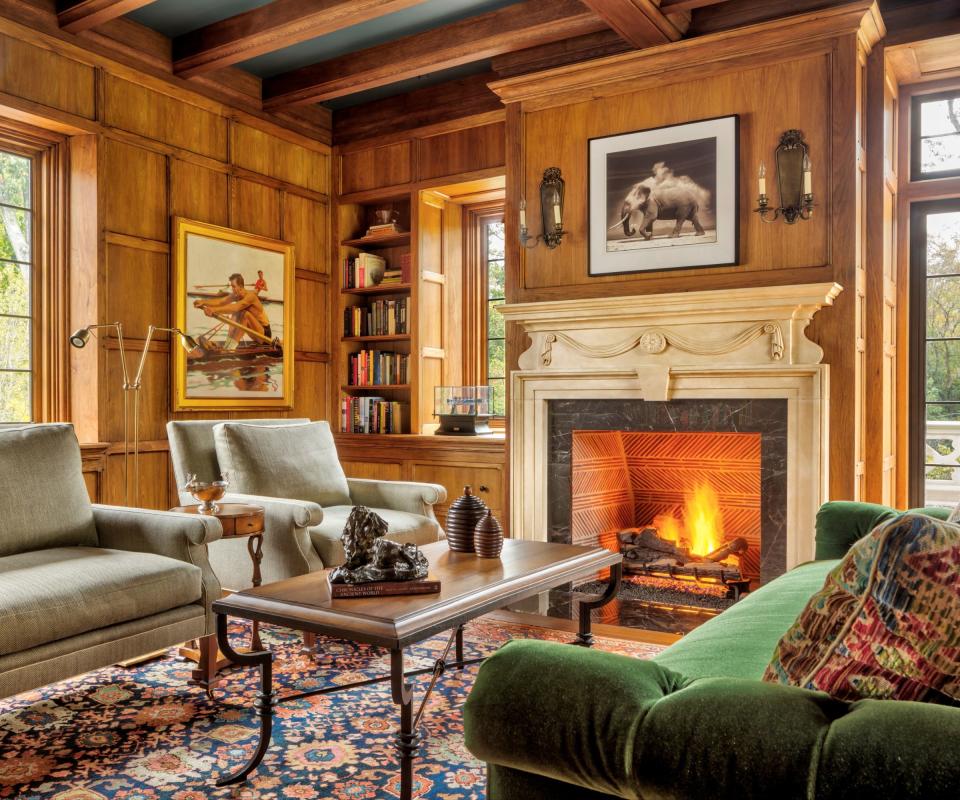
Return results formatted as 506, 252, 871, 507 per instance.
483, 217, 505, 417
911, 200, 960, 504
912, 90, 960, 180
0, 148, 33, 423
463, 203, 507, 420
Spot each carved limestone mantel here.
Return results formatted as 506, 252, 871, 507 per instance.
499, 282, 841, 570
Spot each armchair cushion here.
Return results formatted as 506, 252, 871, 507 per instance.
0, 547, 201, 655
213, 421, 352, 508
309, 506, 442, 567
0, 424, 97, 557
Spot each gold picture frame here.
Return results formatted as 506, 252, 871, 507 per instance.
172, 218, 295, 411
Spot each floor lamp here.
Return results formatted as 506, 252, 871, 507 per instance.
69, 322, 198, 506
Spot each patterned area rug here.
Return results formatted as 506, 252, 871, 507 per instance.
0, 618, 664, 799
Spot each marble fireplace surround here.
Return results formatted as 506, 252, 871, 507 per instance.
499, 282, 842, 571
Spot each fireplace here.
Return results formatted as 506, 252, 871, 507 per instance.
547, 399, 787, 632
498, 282, 839, 635
574, 429, 759, 601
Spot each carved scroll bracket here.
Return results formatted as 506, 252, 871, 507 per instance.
539, 321, 784, 367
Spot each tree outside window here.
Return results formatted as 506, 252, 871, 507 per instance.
0, 150, 32, 423
484, 218, 505, 417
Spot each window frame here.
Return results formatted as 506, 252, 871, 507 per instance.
0, 121, 69, 425
910, 88, 960, 182
908, 197, 960, 503
463, 201, 506, 423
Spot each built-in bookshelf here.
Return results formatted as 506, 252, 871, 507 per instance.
336, 194, 414, 435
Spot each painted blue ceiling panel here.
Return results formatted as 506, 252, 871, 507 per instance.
128, 0, 273, 38
238, 0, 521, 78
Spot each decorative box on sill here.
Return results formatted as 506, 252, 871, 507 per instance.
433, 386, 493, 436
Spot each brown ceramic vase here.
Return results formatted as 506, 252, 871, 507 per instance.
474, 509, 503, 558
445, 485, 488, 553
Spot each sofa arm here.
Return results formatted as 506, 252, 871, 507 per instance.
814, 501, 899, 560
217, 492, 325, 581
93, 505, 222, 633
347, 478, 447, 518
466, 640, 869, 800
814, 501, 954, 560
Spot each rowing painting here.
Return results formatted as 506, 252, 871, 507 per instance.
172, 218, 295, 411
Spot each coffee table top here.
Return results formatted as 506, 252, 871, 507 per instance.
213, 539, 620, 648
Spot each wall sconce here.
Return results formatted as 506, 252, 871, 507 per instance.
520, 167, 565, 248
69, 322, 198, 506
755, 130, 814, 224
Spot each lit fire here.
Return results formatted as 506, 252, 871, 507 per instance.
655, 482, 724, 557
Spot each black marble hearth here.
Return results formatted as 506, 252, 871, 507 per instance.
539, 398, 789, 634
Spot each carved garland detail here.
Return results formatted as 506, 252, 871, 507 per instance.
539, 322, 784, 366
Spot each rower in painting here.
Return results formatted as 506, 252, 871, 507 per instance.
193, 272, 273, 351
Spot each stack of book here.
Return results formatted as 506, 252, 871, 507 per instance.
348, 350, 409, 386
342, 252, 387, 289
364, 222, 404, 239
378, 268, 404, 286
340, 395, 407, 434
343, 298, 408, 337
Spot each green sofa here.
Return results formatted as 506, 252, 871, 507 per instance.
463, 502, 960, 799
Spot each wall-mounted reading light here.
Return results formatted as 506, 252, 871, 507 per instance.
520, 167, 566, 249
755, 130, 814, 224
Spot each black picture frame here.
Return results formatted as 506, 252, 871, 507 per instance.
588, 114, 740, 276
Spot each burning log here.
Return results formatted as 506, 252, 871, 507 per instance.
704, 537, 748, 563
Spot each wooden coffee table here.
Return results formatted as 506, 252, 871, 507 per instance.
211, 538, 622, 799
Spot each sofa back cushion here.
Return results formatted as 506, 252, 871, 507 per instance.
0, 424, 98, 556
213, 421, 352, 507
764, 513, 960, 703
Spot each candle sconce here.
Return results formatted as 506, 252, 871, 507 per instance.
520, 167, 565, 248
755, 130, 814, 224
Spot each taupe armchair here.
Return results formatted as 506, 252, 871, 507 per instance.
0, 424, 222, 698
167, 419, 446, 588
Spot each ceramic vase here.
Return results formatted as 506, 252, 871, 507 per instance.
445, 485, 487, 553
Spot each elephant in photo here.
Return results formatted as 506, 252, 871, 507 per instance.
617, 182, 707, 240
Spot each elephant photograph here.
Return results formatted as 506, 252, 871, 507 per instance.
589, 115, 739, 274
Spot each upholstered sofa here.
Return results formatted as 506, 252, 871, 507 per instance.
0, 424, 222, 699
464, 501, 960, 799
167, 418, 446, 587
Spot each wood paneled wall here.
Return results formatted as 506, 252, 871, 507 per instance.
0, 11, 331, 508
491, 2, 885, 502
336, 117, 505, 201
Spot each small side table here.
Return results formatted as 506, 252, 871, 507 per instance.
173, 503, 265, 692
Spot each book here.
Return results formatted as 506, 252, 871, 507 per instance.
329, 577, 441, 598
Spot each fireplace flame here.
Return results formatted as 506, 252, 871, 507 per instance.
655, 482, 724, 557
685, 482, 723, 556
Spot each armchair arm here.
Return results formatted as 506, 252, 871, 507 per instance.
218, 492, 325, 581
466, 640, 960, 800
93, 504, 222, 633
347, 478, 447, 518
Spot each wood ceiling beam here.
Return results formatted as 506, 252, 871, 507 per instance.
333, 72, 502, 144
659, 0, 732, 13
57, 0, 157, 34
262, 0, 609, 109
491, 29, 633, 78
688, 0, 847, 37
881, 0, 960, 46
172, 0, 431, 78
579, 0, 687, 47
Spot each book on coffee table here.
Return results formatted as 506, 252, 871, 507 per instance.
329, 577, 441, 599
